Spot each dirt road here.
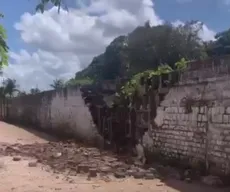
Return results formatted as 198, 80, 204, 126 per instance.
0, 121, 228, 192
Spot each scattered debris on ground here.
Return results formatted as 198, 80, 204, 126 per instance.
0, 140, 225, 187
0, 141, 161, 180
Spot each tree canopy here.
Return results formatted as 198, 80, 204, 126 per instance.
1, 78, 19, 98
50, 79, 65, 90
206, 29, 230, 56
36, 0, 63, 13
0, 14, 9, 70
75, 21, 209, 81
30, 88, 41, 95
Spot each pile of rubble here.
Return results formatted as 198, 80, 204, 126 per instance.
0, 141, 225, 186
0, 141, 159, 180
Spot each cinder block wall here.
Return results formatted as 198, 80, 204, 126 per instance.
4, 87, 99, 143
144, 55, 230, 176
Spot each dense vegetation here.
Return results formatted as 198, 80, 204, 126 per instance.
0, 78, 42, 98
74, 21, 230, 83
1, 1, 230, 98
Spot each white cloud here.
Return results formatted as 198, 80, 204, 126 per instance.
172, 20, 216, 41
2, 0, 215, 91
2, 49, 81, 90
172, 20, 184, 27
198, 25, 216, 41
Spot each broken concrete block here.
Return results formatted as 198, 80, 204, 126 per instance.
13, 157, 21, 161
145, 173, 155, 180
133, 171, 145, 179
99, 166, 111, 173
28, 161, 37, 167
88, 168, 97, 177
114, 171, 126, 178
77, 164, 89, 173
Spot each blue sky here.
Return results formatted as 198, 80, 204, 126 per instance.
0, 0, 229, 91
1, 0, 35, 52
155, 0, 230, 32
1, 0, 229, 53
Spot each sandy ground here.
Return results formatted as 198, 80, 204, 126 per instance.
0, 121, 229, 192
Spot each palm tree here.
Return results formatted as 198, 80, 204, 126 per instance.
50, 79, 65, 90
36, 0, 65, 13
30, 88, 40, 95
2, 78, 19, 98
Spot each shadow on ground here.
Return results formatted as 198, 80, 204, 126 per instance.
163, 179, 230, 192
2, 121, 61, 142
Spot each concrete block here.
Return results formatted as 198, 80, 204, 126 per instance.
200, 106, 207, 114
167, 113, 173, 120
217, 107, 225, 114
223, 115, 229, 123
212, 115, 222, 123
162, 124, 169, 129
226, 107, 230, 114
191, 113, 198, 121
225, 136, 230, 141
172, 114, 177, 120
170, 107, 176, 113
170, 120, 177, 125
202, 115, 207, 122
165, 107, 171, 113
198, 114, 203, 122
223, 130, 230, 135
211, 108, 216, 115
163, 119, 169, 124
175, 107, 179, 113
219, 123, 230, 129
216, 140, 223, 145
184, 114, 189, 121
213, 152, 222, 157
192, 107, 199, 114
177, 114, 181, 120
178, 107, 185, 113
181, 121, 187, 126
228, 115, 230, 123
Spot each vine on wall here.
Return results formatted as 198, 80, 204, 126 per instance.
114, 58, 188, 105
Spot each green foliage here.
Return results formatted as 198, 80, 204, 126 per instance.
119, 64, 173, 100
206, 28, 230, 56
1, 78, 19, 98
175, 58, 188, 70
36, 0, 62, 13
66, 77, 93, 86
75, 21, 207, 81
117, 58, 188, 101
0, 13, 9, 69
